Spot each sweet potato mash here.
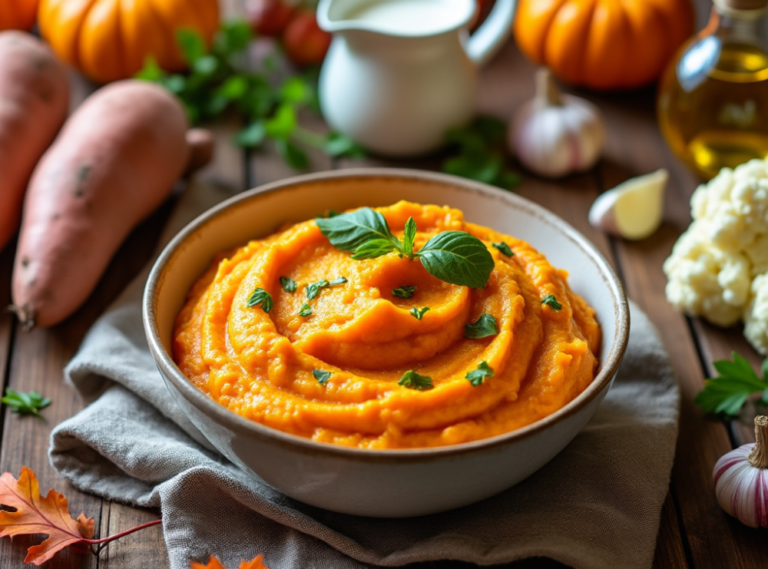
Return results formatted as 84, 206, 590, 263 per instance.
173, 201, 601, 449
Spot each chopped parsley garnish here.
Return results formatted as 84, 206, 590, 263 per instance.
392, 285, 417, 299
299, 303, 312, 317
541, 295, 563, 311
306, 277, 347, 299
492, 242, 514, 257
695, 352, 768, 416
247, 287, 273, 312
464, 313, 499, 339
280, 276, 297, 293
410, 307, 430, 320
398, 370, 433, 390
313, 369, 332, 385
465, 361, 494, 387
329, 276, 348, 286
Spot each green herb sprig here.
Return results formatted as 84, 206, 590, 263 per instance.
696, 353, 768, 416
464, 314, 499, 339
410, 307, 430, 320
443, 117, 520, 190
466, 361, 494, 387
313, 369, 332, 385
316, 209, 494, 289
2, 389, 51, 419
247, 288, 273, 312
541, 295, 562, 311
280, 277, 297, 293
398, 370, 433, 391
493, 242, 514, 257
136, 22, 365, 170
392, 286, 417, 299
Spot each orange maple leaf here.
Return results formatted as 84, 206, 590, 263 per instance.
0, 466, 94, 565
191, 553, 269, 569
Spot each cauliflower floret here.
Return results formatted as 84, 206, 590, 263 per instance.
744, 273, 768, 356
746, 233, 768, 276
664, 222, 751, 326
691, 159, 768, 254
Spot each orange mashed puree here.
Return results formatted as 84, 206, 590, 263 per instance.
173, 201, 601, 449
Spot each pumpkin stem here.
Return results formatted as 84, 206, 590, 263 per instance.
748, 415, 768, 469
536, 68, 562, 107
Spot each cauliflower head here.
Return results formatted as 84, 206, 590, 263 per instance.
665, 158, 768, 352
744, 273, 768, 356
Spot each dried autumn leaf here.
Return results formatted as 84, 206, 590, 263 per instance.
191, 553, 269, 569
0, 467, 94, 565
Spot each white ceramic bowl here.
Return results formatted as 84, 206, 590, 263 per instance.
144, 169, 629, 517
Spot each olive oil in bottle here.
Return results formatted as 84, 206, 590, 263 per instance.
658, 0, 768, 179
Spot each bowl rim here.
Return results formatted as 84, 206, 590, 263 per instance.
144, 168, 630, 463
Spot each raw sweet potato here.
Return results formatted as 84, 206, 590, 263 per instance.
11, 80, 195, 329
0, 31, 69, 252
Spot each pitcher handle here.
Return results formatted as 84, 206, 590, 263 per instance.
467, 0, 517, 67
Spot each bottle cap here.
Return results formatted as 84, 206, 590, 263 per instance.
714, 0, 768, 11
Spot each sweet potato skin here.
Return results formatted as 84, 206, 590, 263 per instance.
12, 80, 190, 328
0, 31, 69, 252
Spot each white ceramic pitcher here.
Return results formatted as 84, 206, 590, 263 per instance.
317, 0, 516, 157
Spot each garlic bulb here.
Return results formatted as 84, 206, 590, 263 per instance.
713, 415, 768, 528
509, 68, 605, 178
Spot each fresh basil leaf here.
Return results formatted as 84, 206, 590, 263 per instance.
280, 277, 297, 293
541, 295, 562, 311
492, 242, 514, 257
398, 370, 433, 391
403, 217, 417, 259
410, 307, 430, 320
306, 280, 329, 300
464, 313, 499, 339
417, 231, 494, 289
329, 277, 347, 286
317, 208, 396, 252
247, 288, 273, 312
299, 303, 312, 317
466, 361, 494, 387
392, 286, 417, 299
313, 369, 332, 385
352, 239, 399, 260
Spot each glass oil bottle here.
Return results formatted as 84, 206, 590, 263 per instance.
658, 0, 768, 179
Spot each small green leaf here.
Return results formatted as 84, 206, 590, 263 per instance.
324, 132, 366, 158
280, 277, 297, 293
236, 121, 267, 148
466, 361, 494, 387
212, 20, 252, 55
247, 288, 273, 312
398, 370, 433, 390
492, 242, 514, 257
313, 369, 332, 385
352, 239, 399, 260
275, 139, 309, 170
280, 77, 310, 104
410, 307, 430, 320
218, 75, 249, 102
392, 286, 417, 299
464, 313, 499, 339
402, 217, 417, 259
136, 56, 164, 82
299, 303, 312, 317
329, 277, 348, 286
695, 352, 768, 416
417, 231, 494, 289
306, 280, 329, 300
177, 28, 207, 64
317, 208, 397, 252
2, 389, 51, 418
265, 104, 298, 140
541, 295, 563, 311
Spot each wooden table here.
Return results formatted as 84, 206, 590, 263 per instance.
2, 2, 767, 567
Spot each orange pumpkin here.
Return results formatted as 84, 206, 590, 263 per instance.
38, 0, 220, 84
0, 0, 39, 31
514, 0, 695, 91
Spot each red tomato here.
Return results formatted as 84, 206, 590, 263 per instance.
245, 0, 295, 37
282, 11, 332, 66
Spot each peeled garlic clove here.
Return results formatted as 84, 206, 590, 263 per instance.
714, 415, 768, 528
589, 169, 668, 240
509, 68, 605, 179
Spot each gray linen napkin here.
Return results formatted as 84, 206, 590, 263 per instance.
49, 180, 680, 569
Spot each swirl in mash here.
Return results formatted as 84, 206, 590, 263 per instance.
173, 201, 601, 449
